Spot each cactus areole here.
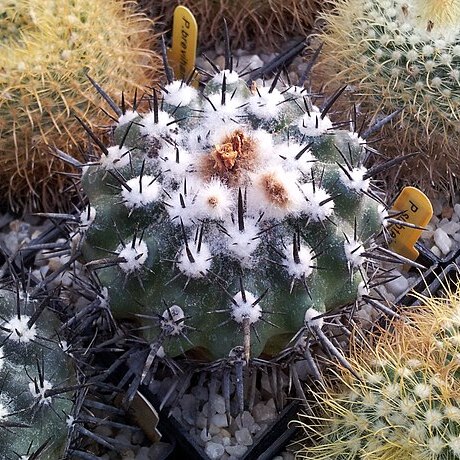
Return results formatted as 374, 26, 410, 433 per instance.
80, 70, 387, 361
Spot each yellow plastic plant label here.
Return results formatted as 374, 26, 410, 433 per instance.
167, 6, 198, 82
388, 186, 433, 261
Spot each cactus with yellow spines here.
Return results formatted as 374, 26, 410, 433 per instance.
295, 282, 460, 459
0, 0, 161, 212
316, 0, 460, 192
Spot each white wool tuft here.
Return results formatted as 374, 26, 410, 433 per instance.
226, 218, 260, 267
204, 93, 245, 124
140, 110, 175, 138
79, 206, 96, 230
304, 307, 324, 329
164, 185, 198, 227
211, 69, 240, 85
251, 129, 274, 158
248, 86, 285, 119
3, 315, 37, 343
162, 80, 198, 107
279, 141, 316, 174
117, 240, 148, 272
29, 378, 53, 405
339, 165, 370, 192
283, 243, 315, 279
158, 144, 193, 183
100, 145, 130, 170
0, 402, 8, 420
250, 168, 304, 219
161, 305, 185, 335
195, 179, 234, 220
117, 110, 139, 126
177, 241, 212, 278
231, 291, 262, 324
121, 175, 161, 209
298, 108, 333, 137
300, 182, 335, 221
344, 238, 366, 268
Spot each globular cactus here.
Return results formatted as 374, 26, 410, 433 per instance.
0, 281, 78, 459
295, 283, 460, 459
0, 0, 161, 212
316, 0, 460, 192
77, 58, 400, 367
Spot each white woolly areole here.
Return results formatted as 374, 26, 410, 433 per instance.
251, 129, 274, 158
117, 110, 138, 126
212, 69, 240, 85
298, 109, 333, 137
162, 80, 198, 107
161, 305, 185, 336
117, 240, 148, 273
79, 206, 96, 229
0, 401, 7, 420
100, 145, 130, 170
164, 186, 197, 227
283, 243, 315, 279
140, 110, 174, 138
4, 316, 37, 343
300, 182, 335, 221
279, 142, 316, 175
231, 291, 262, 324
304, 307, 324, 329
250, 169, 304, 219
121, 175, 161, 209
158, 144, 193, 182
344, 239, 366, 268
340, 165, 370, 192
29, 379, 53, 405
226, 219, 260, 267
248, 86, 285, 119
204, 93, 245, 124
195, 179, 234, 220
177, 242, 212, 278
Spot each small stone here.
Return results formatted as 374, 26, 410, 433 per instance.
169, 405, 182, 420
453, 233, 460, 243
249, 422, 262, 435
135, 446, 150, 460
385, 272, 409, 296
196, 413, 207, 429
200, 427, 212, 443
209, 423, 222, 435
148, 442, 173, 459
205, 441, 225, 459
235, 427, 253, 446
192, 385, 209, 401
434, 228, 452, 255
441, 221, 460, 235
241, 411, 254, 428
211, 413, 229, 428
430, 245, 442, 258
212, 394, 226, 414
253, 399, 277, 424
441, 206, 454, 219
225, 444, 248, 457
454, 203, 460, 217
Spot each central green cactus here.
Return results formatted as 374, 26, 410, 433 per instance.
79, 68, 388, 362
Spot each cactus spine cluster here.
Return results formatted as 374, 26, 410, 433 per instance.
77, 57, 396, 366
0, 281, 77, 459
295, 284, 460, 459
0, 0, 161, 212
317, 0, 460, 189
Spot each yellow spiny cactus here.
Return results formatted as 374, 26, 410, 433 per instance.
0, 0, 161, 212
294, 280, 460, 459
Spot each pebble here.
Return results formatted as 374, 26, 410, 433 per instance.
433, 227, 452, 255
205, 441, 226, 459
235, 428, 253, 446
225, 444, 248, 457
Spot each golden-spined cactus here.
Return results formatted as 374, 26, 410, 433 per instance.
0, 0, 161, 212
295, 281, 460, 459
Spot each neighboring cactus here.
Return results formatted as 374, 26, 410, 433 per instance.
315, 0, 460, 192
295, 283, 460, 459
0, 0, 161, 212
143, 0, 322, 50
75, 54, 402, 367
0, 280, 78, 459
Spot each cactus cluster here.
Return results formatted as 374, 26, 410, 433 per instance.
0, 279, 78, 459
316, 0, 460, 190
0, 0, 161, 212
295, 282, 460, 459
75, 54, 402, 370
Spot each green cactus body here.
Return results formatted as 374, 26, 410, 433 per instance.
0, 288, 75, 459
80, 71, 386, 361
295, 287, 460, 459
319, 0, 460, 134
